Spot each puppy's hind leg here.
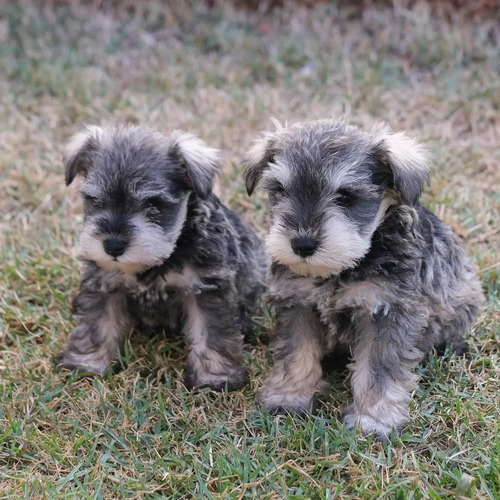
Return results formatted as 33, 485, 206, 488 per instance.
259, 303, 328, 415
429, 299, 481, 357
59, 292, 132, 376
183, 290, 248, 391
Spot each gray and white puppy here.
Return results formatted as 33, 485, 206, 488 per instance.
60, 125, 268, 391
244, 118, 483, 439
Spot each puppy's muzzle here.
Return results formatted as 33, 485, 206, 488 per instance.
291, 237, 318, 258
103, 238, 128, 257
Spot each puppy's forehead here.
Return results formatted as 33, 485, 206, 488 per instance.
274, 124, 373, 187
86, 132, 179, 194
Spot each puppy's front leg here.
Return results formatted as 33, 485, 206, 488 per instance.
260, 303, 327, 415
343, 309, 424, 440
60, 291, 131, 376
183, 291, 247, 391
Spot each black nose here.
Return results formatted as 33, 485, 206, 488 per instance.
103, 238, 127, 257
291, 237, 318, 257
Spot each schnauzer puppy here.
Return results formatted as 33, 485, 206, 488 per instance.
60, 124, 268, 391
244, 118, 483, 439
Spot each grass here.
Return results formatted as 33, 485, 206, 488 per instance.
0, 1, 498, 498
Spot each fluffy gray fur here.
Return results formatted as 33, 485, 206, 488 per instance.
244, 118, 483, 439
59, 125, 268, 391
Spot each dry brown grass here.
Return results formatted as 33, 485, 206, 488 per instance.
0, 1, 498, 498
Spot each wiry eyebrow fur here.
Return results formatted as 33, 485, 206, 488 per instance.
135, 190, 180, 204
261, 159, 292, 189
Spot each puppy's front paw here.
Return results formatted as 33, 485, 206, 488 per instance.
56, 350, 110, 377
343, 409, 398, 441
57, 320, 122, 377
185, 365, 248, 392
259, 389, 317, 416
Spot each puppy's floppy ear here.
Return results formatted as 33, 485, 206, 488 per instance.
371, 124, 430, 205
170, 131, 221, 200
243, 131, 278, 195
64, 126, 104, 185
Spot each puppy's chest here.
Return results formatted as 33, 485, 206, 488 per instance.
324, 279, 389, 314
271, 272, 390, 337
127, 267, 207, 305
270, 273, 333, 306
122, 268, 206, 330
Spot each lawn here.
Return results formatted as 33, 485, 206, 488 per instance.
0, 1, 498, 498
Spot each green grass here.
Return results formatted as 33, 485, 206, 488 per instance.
0, 1, 499, 498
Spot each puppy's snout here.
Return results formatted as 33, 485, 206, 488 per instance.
291, 237, 318, 258
103, 238, 127, 257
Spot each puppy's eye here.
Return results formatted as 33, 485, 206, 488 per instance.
82, 193, 99, 204
145, 196, 172, 210
336, 189, 356, 206
271, 182, 285, 196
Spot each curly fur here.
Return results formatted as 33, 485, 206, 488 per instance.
244, 118, 483, 439
59, 125, 268, 391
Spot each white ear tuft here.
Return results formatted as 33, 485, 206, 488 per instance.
64, 126, 104, 164
64, 125, 104, 185
171, 131, 221, 199
243, 130, 278, 195
383, 131, 429, 177
371, 124, 430, 204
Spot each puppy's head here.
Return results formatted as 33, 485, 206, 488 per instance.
64, 125, 221, 274
244, 119, 429, 278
